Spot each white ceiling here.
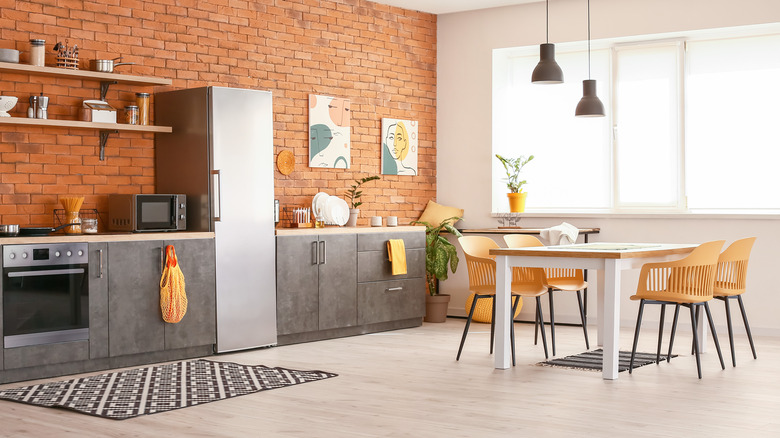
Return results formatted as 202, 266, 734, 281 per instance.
369, 0, 540, 15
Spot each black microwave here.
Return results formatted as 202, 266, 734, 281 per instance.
108, 194, 186, 232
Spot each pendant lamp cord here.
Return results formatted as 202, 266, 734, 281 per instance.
545, 0, 549, 43
587, 0, 591, 79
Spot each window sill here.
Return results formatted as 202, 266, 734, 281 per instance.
492, 210, 780, 220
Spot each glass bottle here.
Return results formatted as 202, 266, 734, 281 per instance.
29, 39, 45, 66
125, 105, 139, 125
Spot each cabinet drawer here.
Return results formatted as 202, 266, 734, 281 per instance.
4, 340, 89, 370
357, 231, 425, 251
357, 247, 425, 282
357, 278, 425, 325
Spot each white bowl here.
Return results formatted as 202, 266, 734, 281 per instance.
0, 96, 18, 117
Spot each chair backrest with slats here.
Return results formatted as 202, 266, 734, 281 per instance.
636, 240, 725, 303
503, 234, 582, 286
458, 236, 498, 292
714, 237, 756, 296
500, 234, 548, 288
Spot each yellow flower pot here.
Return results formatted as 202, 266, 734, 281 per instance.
507, 192, 527, 213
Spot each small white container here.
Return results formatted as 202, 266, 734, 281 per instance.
386, 216, 398, 227
81, 218, 98, 234
370, 216, 382, 227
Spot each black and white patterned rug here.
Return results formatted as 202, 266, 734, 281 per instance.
0, 359, 337, 420
539, 349, 676, 372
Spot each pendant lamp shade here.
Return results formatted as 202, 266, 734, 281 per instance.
575, 79, 605, 117
532, 43, 563, 84
532, 0, 563, 84
575, 0, 605, 117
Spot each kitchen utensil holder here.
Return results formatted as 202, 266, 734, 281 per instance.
56, 56, 79, 69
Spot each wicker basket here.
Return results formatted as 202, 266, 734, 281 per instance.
464, 293, 523, 323
56, 56, 79, 70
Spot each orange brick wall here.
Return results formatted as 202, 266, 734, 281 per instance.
0, 0, 437, 229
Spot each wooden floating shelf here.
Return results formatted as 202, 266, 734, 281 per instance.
0, 61, 172, 86
0, 117, 171, 133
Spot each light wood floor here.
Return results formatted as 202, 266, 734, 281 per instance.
0, 319, 778, 437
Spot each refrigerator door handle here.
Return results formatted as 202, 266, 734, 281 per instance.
212, 169, 222, 222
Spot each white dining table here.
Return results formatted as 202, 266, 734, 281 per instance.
489, 242, 698, 380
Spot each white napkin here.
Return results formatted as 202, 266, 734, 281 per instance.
540, 222, 579, 245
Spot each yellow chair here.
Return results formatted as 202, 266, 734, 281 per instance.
628, 240, 726, 379
713, 237, 757, 366
503, 235, 590, 356
457, 236, 550, 364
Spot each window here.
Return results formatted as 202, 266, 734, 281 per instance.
492, 28, 780, 213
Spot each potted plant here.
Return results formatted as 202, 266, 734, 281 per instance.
344, 175, 380, 226
495, 153, 534, 212
411, 216, 463, 322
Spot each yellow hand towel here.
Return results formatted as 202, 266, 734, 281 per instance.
387, 239, 407, 276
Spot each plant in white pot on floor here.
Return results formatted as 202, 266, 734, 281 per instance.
411, 216, 462, 322
344, 175, 380, 226
495, 153, 534, 213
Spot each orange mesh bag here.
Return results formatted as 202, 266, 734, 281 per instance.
160, 245, 187, 323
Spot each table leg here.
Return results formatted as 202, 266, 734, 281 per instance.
494, 255, 512, 369
602, 259, 621, 380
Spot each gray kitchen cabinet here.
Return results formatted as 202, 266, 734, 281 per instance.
107, 240, 165, 357
276, 233, 357, 335
162, 238, 217, 350
88, 243, 109, 359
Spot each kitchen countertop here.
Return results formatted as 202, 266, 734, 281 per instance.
275, 225, 423, 236
0, 231, 214, 245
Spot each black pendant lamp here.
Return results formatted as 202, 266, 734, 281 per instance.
575, 0, 605, 117
532, 0, 563, 84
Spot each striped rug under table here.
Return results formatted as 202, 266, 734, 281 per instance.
539, 349, 675, 372
0, 359, 337, 420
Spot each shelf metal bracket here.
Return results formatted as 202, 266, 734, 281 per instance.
98, 130, 118, 161
99, 81, 118, 101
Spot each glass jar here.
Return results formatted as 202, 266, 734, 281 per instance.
65, 211, 81, 234
125, 105, 139, 125
136, 92, 150, 125
29, 39, 45, 66
81, 218, 98, 234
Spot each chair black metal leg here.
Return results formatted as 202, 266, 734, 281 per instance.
548, 289, 556, 356
535, 297, 549, 359
691, 305, 701, 355
489, 296, 496, 354
737, 295, 757, 359
511, 296, 520, 366
576, 290, 590, 350
629, 299, 646, 374
534, 305, 539, 345
457, 295, 480, 361
656, 304, 666, 363
722, 297, 736, 367
690, 304, 702, 379
704, 301, 725, 370
667, 304, 680, 363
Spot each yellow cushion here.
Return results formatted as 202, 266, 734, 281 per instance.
418, 200, 463, 226
464, 293, 523, 323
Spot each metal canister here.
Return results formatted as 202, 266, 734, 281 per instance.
135, 92, 150, 125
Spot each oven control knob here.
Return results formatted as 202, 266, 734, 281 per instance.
21, 252, 28, 259
55, 251, 61, 257
66, 250, 72, 257
8, 252, 15, 259
78, 250, 84, 257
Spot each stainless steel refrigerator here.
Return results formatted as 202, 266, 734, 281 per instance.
155, 86, 276, 353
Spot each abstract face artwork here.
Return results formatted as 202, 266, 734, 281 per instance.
309, 95, 351, 168
381, 118, 418, 176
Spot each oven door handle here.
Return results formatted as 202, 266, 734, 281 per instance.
8, 268, 86, 278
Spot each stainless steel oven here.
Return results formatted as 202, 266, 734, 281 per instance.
2, 242, 89, 348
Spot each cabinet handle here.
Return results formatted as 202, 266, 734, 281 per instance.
98, 249, 104, 279
160, 247, 165, 272
212, 169, 222, 222
320, 240, 326, 265
312, 241, 319, 265
386, 287, 403, 292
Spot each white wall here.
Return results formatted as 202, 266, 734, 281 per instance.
437, 0, 780, 336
